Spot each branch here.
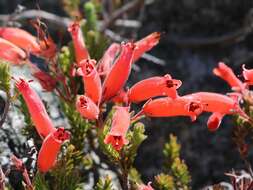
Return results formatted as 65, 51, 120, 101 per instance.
100, 0, 144, 31
0, 10, 71, 28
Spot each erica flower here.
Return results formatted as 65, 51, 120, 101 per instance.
0, 37, 27, 64
77, 59, 102, 104
133, 32, 161, 62
142, 96, 203, 121
16, 78, 56, 138
128, 74, 182, 103
137, 182, 154, 190
242, 64, 253, 86
189, 92, 241, 115
104, 106, 130, 151
102, 42, 135, 102
0, 27, 41, 54
97, 43, 120, 77
38, 127, 70, 172
213, 62, 245, 91
76, 95, 99, 120
68, 22, 89, 63
207, 112, 224, 132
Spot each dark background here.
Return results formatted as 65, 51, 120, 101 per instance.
1, 0, 253, 189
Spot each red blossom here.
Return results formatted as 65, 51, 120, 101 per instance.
133, 32, 161, 62
0, 37, 27, 64
77, 59, 102, 104
207, 112, 224, 132
16, 78, 56, 138
213, 62, 245, 91
142, 96, 203, 121
0, 27, 41, 54
38, 127, 70, 172
128, 74, 181, 103
104, 106, 130, 151
188, 92, 241, 115
76, 95, 99, 120
68, 22, 90, 63
242, 64, 253, 86
102, 42, 135, 102
97, 43, 120, 77
137, 182, 154, 190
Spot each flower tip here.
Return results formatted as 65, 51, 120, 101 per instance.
207, 113, 223, 132
54, 127, 70, 142
104, 134, 128, 151
67, 22, 80, 34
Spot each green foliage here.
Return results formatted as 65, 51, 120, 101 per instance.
128, 167, 142, 185
171, 158, 191, 189
84, 2, 98, 31
82, 1, 108, 60
50, 144, 83, 190
0, 61, 11, 94
95, 176, 114, 190
33, 172, 49, 190
163, 134, 181, 167
124, 122, 147, 165
61, 101, 91, 150
58, 46, 75, 76
154, 173, 174, 190
155, 134, 191, 190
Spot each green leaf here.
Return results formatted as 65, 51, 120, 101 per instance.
124, 122, 147, 165
163, 134, 180, 162
33, 172, 49, 190
95, 176, 114, 190
0, 61, 11, 94
154, 173, 174, 190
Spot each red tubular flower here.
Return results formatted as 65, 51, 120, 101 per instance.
102, 42, 135, 102
104, 106, 130, 151
189, 92, 241, 114
142, 96, 203, 121
38, 127, 70, 172
213, 62, 245, 91
128, 74, 182, 103
0, 37, 27, 64
207, 112, 224, 132
16, 78, 56, 138
68, 22, 89, 63
0, 27, 41, 54
76, 95, 99, 120
97, 43, 120, 77
137, 182, 154, 190
133, 32, 161, 62
77, 59, 102, 104
242, 64, 253, 86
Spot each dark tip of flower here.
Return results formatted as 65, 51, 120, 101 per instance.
85, 62, 94, 76
166, 80, 178, 88
54, 127, 70, 141
189, 102, 201, 113
79, 96, 88, 108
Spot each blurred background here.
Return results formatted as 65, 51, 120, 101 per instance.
1, 0, 253, 189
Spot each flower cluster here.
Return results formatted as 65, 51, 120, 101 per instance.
0, 20, 253, 179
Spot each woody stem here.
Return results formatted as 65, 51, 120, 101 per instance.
119, 151, 129, 190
